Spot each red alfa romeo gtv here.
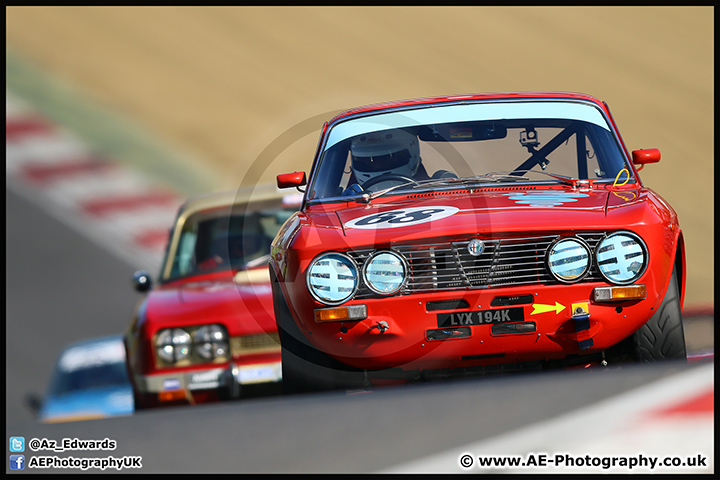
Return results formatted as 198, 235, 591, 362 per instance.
271, 92, 687, 394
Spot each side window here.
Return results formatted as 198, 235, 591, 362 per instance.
338, 151, 353, 192
311, 139, 352, 199
588, 126, 628, 181
584, 134, 604, 179
173, 224, 197, 278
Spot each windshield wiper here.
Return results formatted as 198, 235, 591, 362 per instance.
364, 176, 494, 202
483, 170, 582, 187
469, 172, 532, 183
364, 174, 533, 203
361, 171, 581, 204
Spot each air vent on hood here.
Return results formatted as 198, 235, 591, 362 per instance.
480, 186, 538, 192
406, 185, 537, 199
406, 190, 470, 199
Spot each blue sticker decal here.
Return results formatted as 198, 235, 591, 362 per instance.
163, 378, 181, 390
508, 191, 589, 207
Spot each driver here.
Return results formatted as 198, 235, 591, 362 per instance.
346, 129, 430, 192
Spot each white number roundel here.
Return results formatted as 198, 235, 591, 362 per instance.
345, 206, 459, 229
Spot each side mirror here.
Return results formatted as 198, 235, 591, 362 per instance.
631, 148, 661, 165
24, 393, 42, 417
132, 270, 152, 293
277, 171, 307, 189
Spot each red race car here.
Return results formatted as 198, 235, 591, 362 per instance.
125, 186, 301, 408
271, 92, 687, 393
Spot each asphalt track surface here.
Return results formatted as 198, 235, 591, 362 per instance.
9, 364, 709, 474
5, 188, 713, 474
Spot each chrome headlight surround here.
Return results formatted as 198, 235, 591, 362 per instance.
596, 231, 648, 285
306, 252, 359, 305
194, 324, 229, 361
546, 237, 592, 283
362, 250, 408, 295
156, 328, 192, 364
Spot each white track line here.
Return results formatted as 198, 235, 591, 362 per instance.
382, 363, 713, 473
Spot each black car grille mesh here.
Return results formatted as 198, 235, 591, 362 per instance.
347, 233, 605, 298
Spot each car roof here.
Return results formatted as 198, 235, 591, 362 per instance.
55, 335, 127, 372
176, 183, 289, 218
328, 91, 605, 125
59, 334, 125, 353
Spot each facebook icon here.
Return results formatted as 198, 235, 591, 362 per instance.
9, 455, 25, 470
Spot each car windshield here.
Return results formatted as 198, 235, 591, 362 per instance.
51, 341, 129, 395
169, 201, 297, 280
307, 100, 630, 201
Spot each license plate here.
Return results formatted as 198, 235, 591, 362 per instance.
238, 363, 282, 384
437, 307, 525, 327
188, 369, 223, 390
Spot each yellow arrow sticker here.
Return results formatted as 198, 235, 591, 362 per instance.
531, 302, 566, 315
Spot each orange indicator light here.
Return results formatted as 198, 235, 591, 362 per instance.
314, 305, 367, 322
316, 308, 350, 322
158, 390, 187, 402
593, 285, 646, 302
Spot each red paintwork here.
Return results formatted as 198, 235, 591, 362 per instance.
125, 267, 279, 407
124, 188, 291, 408
632, 148, 661, 165
139, 269, 276, 348
277, 171, 307, 188
271, 92, 685, 376
273, 188, 681, 371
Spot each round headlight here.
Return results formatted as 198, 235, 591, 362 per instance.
194, 325, 229, 361
596, 232, 648, 284
156, 328, 191, 364
547, 237, 591, 283
307, 252, 359, 305
363, 250, 407, 295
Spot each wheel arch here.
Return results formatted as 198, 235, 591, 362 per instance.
673, 230, 686, 313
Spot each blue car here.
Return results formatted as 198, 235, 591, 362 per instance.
38, 335, 134, 423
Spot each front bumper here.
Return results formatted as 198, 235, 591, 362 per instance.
294, 283, 659, 371
134, 361, 282, 399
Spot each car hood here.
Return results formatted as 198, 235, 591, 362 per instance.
145, 268, 276, 335
39, 386, 134, 423
330, 187, 611, 241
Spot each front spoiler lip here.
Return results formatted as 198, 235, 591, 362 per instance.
134, 361, 282, 397
297, 285, 657, 371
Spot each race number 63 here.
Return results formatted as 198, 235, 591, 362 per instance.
345, 206, 459, 229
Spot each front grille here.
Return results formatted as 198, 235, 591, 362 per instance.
230, 332, 280, 356
347, 233, 605, 298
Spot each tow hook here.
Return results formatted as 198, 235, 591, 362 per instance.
373, 321, 389, 333
572, 304, 592, 350
572, 305, 591, 327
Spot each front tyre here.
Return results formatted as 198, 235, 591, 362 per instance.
271, 269, 366, 394
631, 266, 687, 362
605, 265, 687, 364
